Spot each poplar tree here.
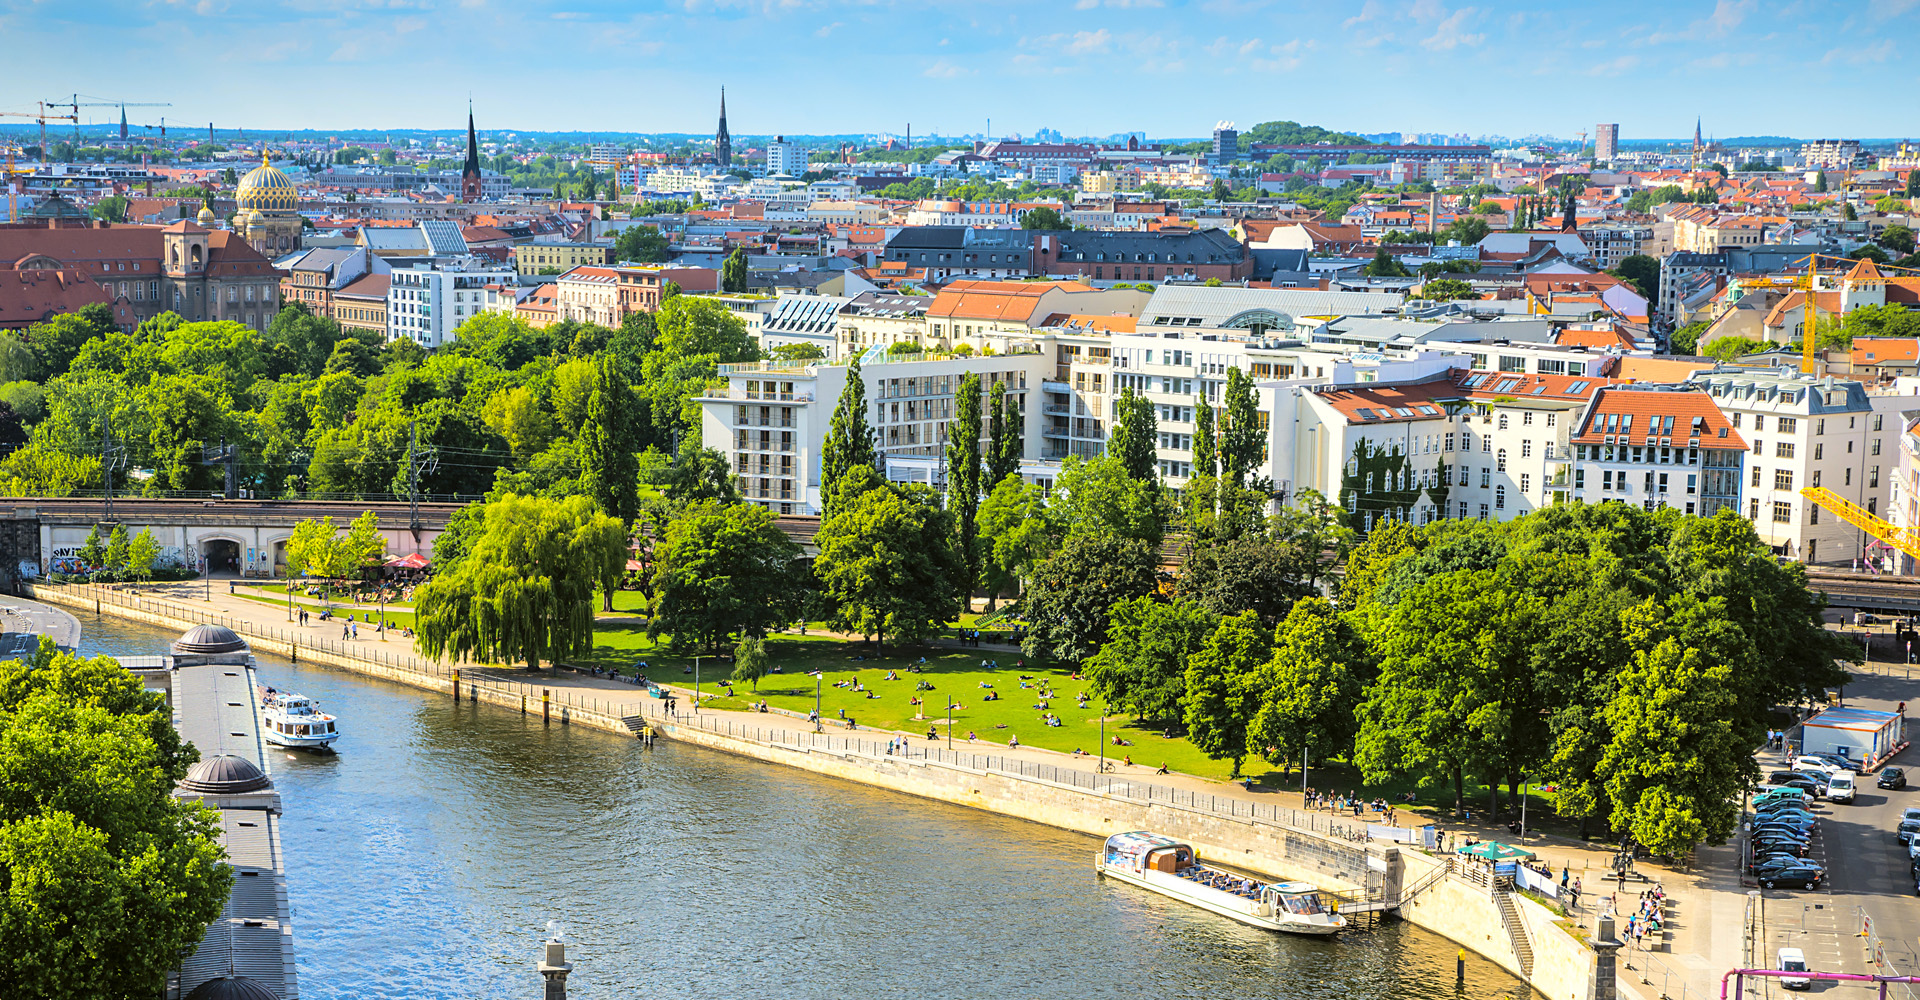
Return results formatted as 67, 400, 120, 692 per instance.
987, 380, 1021, 486
946, 372, 984, 597
819, 356, 875, 516
1191, 392, 1217, 480
1219, 368, 1264, 488
1107, 387, 1158, 484
582, 354, 639, 527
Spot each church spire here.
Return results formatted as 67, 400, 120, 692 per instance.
461, 101, 482, 203
714, 87, 733, 169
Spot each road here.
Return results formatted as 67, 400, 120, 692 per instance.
0, 595, 80, 650
1747, 637, 1920, 998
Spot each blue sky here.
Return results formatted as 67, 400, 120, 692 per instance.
2, 0, 1911, 140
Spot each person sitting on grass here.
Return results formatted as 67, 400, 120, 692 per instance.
1155, 763, 1169, 775
967, 731, 978, 742
1008, 734, 1020, 748
1123, 755, 1132, 767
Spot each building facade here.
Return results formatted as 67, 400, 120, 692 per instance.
386, 259, 515, 348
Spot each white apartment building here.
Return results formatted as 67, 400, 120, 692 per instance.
766, 136, 805, 178
554, 266, 621, 328
1581, 224, 1655, 269
387, 259, 516, 348
1566, 385, 1745, 520
698, 350, 1050, 514
1692, 367, 1902, 564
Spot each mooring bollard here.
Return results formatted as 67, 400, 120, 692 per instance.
452, 668, 460, 701
543, 688, 550, 723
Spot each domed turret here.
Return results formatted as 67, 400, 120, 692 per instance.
178, 754, 272, 794
235, 152, 298, 213
197, 201, 218, 227
173, 624, 248, 655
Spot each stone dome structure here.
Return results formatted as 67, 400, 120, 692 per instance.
197, 202, 218, 227
178, 754, 272, 794
235, 153, 298, 213
186, 975, 280, 1000
173, 623, 249, 655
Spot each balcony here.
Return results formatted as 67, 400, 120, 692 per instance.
1041, 380, 1070, 394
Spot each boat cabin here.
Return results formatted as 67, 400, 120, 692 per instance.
1103, 832, 1194, 874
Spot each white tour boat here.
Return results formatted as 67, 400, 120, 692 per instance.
1096, 831, 1346, 935
259, 686, 341, 751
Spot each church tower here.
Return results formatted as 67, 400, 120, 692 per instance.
461, 104, 483, 202
714, 88, 733, 169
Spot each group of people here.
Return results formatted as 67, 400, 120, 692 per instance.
296, 606, 411, 640
1304, 789, 1391, 820
1612, 887, 1664, 946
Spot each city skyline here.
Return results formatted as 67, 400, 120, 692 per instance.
4, 0, 1914, 138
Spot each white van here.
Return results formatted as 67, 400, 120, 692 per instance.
1828, 772, 1856, 804
1779, 947, 1810, 990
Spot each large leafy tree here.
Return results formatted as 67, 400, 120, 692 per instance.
414, 494, 628, 671
1020, 531, 1159, 665
582, 354, 641, 526
0, 641, 230, 998
649, 500, 805, 652
1182, 611, 1272, 777
813, 472, 961, 647
1249, 597, 1366, 769
1085, 596, 1218, 726
977, 473, 1055, 602
1106, 387, 1157, 483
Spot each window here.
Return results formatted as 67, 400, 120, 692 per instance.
1546, 413, 1557, 427
1816, 418, 1825, 435
1814, 443, 1823, 460
1523, 412, 1534, 426
1750, 498, 1760, 520
1846, 467, 1852, 485
1871, 465, 1881, 488
1520, 473, 1530, 493
1773, 470, 1793, 491
1478, 503, 1490, 520
1874, 438, 1883, 456
1775, 442, 1795, 459
1811, 505, 1819, 525
1875, 414, 1885, 431
1521, 440, 1532, 459
1574, 469, 1585, 488
1498, 413, 1510, 430
1752, 439, 1763, 455
1458, 502, 1469, 518
1753, 415, 1765, 431
1603, 470, 1614, 491
1483, 437, 1492, 453
1687, 474, 1697, 494
1777, 417, 1797, 434
1495, 486, 1506, 510
1751, 466, 1761, 487
1496, 449, 1507, 472
1772, 501, 1792, 523
1499, 356, 1525, 373
1480, 467, 1491, 488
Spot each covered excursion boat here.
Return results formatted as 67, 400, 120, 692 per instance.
1096, 831, 1345, 935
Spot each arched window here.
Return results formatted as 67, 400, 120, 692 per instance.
1496, 486, 1506, 509
1498, 413, 1509, 430
1497, 448, 1508, 472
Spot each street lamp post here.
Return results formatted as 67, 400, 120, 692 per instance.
814, 673, 823, 732
694, 655, 701, 714
946, 697, 952, 750
1098, 698, 1106, 777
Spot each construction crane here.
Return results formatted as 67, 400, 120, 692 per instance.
0, 104, 78, 151
48, 96, 170, 140
2, 143, 26, 223
1801, 487, 1920, 566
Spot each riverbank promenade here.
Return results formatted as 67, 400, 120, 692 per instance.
35, 577, 1752, 1000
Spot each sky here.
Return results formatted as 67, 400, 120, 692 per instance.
2, 0, 1914, 141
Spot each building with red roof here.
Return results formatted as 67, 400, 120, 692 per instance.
1568, 385, 1744, 516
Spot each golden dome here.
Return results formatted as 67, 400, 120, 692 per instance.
196, 203, 217, 226
245, 209, 265, 228
236, 152, 297, 213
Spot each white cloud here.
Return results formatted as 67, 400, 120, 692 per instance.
1586, 54, 1638, 77
1823, 38, 1895, 64
814, 20, 841, 36
1420, 5, 1484, 51
1344, 0, 1383, 27
923, 59, 967, 78
1065, 28, 1112, 54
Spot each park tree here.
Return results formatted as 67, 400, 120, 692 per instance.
1191, 394, 1217, 481
0, 642, 231, 998
1415, 278, 1478, 301
987, 380, 1021, 486
1106, 387, 1158, 484
285, 512, 386, 593
104, 525, 129, 573
1364, 247, 1410, 278
1248, 597, 1365, 771
1880, 225, 1916, 256
582, 354, 641, 526
1048, 454, 1165, 547
613, 224, 671, 263
945, 372, 984, 598
649, 500, 804, 652
819, 356, 875, 516
1182, 611, 1272, 777
78, 525, 105, 571
127, 528, 160, 582
1085, 596, 1218, 727
731, 636, 771, 692
1021, 531, 1159, 665
977, 473, 1054, 602
1609, 254, 1662, 307
481, 385, 556, 460
414, 495, 628, 671
1670, 321, 1711, 356
813, 472, 961, 647
653, 294, 756, 363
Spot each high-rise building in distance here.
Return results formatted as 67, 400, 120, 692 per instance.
1595, 123, 1619, 161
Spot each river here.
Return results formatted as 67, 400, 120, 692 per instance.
77, 614, 1531, 1000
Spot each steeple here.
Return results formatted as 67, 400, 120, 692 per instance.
460, 102, 482, 203
714, 87, 733, 169
119, 105, 127, 141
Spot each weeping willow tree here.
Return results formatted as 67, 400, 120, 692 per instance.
413, 494, 629, 671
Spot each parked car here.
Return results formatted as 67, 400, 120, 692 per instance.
1815, 754, 1865, 773
1781, 778, 1825, 798
1756, 859, 1825, 882
1794, 757, 1839, 778
1897, 819, 1920, 845
1752, 837, 1811, 856
1881, 767, 1908, 790
1752, 854, 1816, 876
1828, 772, 1857, 804
1760, 866, 1826, 891
1755, 788, 1815, 808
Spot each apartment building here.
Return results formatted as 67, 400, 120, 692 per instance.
554, 266, 621, 327
697, 350, 1049, 514
1566, 385, 1745, 518
386, 259, 515, 348
1692, 367, 1901, 564
513, 240, 610, 275
838, 292, 930, 355
1580, 224, 1654, 269
759, 294, 850, 356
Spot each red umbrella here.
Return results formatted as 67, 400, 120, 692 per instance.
385, 553, 430, 569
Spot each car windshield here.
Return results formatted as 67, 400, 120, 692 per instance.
1902, 822, 1920, 833
1784, 960, 1806, 972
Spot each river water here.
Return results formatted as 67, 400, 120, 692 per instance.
77, 614, 1530, 1000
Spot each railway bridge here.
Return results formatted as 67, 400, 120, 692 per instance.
0, 498, 463, 579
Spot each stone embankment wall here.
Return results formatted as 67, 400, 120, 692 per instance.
41, 581, 1593, 998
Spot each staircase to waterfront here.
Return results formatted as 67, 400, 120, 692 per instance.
1492, 890, 1534, 979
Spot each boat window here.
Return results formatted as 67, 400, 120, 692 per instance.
1282, 893, 1325, 915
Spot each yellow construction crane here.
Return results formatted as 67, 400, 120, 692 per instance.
1802, 487, 1920, 564
0, 104, 78, 151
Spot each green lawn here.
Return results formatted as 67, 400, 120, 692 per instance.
233, 588, 418, 628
